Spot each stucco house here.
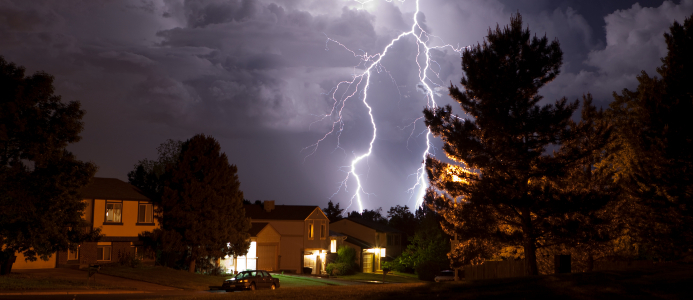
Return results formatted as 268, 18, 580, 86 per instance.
329, 218, 403, 273
218, 222, 281, 273
12, 177, 158, 269
235, 201, 331, 274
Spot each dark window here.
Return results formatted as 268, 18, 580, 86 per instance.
138, 202, 153, 223
97, 246, 111, 261
320, 224, 326, 239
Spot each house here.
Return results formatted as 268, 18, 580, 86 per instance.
329, 218, 403, 273
234, 201, 331, 274
218, 222, 281, 273
12, 177, 158, 270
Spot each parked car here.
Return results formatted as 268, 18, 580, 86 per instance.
434, 270, 455, 282
222, 270, 280, 291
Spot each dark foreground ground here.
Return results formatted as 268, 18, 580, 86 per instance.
145, 264, 693, 300
2, 264, 691, 300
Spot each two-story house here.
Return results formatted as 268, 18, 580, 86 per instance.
239, 201, 331, 274
12, 177, 158, 270
329, 218, 403, 273
59, 177, 158, 268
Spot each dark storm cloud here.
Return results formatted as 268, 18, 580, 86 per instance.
1, 0, 691, 209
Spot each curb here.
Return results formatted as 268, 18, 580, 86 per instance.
0, 290, 150, 296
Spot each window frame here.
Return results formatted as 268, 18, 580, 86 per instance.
104, 200, 123, 224
320, 221, 326, 240
67, 246, 79, 261
308, 221, 314, 240
97, 246, 112, 261
137, 201, 154, 225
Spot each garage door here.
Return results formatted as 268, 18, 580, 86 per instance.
257, 245, 276, 271
363, 253, 373, 273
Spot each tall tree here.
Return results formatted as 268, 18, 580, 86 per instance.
158, 134, 251, 273
0, 56, 100, 272
603, 14, 693, 259
387, 205, 417, 247
423, 14, 612, 275
323, 200, 344, 223
128, 139, 183, 204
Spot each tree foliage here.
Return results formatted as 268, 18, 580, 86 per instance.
140, 134, 251, 272
0, 56, 100, 269
322, 200, 344, 223
422, 14, 613, 275
602, 14, 693, 259
347, 207, 388, 225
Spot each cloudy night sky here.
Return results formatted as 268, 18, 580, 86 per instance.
2, 0, 692, 212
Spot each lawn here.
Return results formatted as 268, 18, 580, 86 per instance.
0, 272, 118, 291
139, 264, 693, 300
98, 264, 232, 290
97, 265, 348, 290
331, 271, 422, 283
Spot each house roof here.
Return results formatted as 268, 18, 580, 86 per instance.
248, 223, 270, 237
244, 204, 322, 221
344, 218, 403, 234
342, 233, 374, 249
80, 177, 150, 201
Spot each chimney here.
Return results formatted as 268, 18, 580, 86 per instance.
264, 200, 275, 212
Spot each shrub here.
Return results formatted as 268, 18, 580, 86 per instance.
416, 260, 444, 281
337, 246, 357, 265
326, 262, 353, 276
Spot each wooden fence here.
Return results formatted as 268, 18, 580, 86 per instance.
465, 260, 526, 280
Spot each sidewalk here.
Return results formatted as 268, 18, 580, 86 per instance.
1, 268, 179, 296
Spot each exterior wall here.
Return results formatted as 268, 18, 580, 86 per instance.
257, 225, 281, 271
330, 220, 376, 244
12, 252, 56, 269
93, 199, 158, 237
385, 233, 403, 257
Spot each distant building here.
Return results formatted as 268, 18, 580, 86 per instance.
220, 201, 331, 274
330, 218, 403, 273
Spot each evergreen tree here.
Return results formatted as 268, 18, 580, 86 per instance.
323, 200, 344, 223
158, 134, 251, 273
0, 56, 100, 272
387, 205, 417, 247
423, 14, 612, 275
603, 14, 693, 259
128, 139, 183, 205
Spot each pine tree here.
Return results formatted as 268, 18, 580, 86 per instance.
423, 14, 612, 275
322, 200, 344, 223
159, 134, 251, 273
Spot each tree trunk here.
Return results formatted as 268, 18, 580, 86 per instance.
189, 259, 196, 273
523, 239, 539, 275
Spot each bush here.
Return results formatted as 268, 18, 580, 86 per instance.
415, 260, 444, 281
117, 250, 141, 268
326, 262, 354, 276
337, 246, 357, 265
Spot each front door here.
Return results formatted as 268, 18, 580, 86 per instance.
363, 253, 373, 273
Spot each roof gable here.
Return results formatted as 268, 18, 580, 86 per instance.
80, 177, 149, 201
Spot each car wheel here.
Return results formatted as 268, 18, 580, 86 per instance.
271, 284, 276, 290
250, 283, 256, 291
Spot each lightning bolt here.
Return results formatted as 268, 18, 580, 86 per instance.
303, 0, 464, 213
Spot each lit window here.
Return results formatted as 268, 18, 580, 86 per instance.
105, 202, 122, 223
97, 246, 111, 261
331, 240, 336, 253
138, 202, 153, 223
309, 223, 314, 239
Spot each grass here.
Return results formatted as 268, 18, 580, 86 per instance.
271, 274, 348, 287
0, 272, 118, 291
98, 264, 233, 291
331, 271, 423, 283
139, 264, 693, 300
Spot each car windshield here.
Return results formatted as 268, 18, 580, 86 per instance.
235, 272, 251, 279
